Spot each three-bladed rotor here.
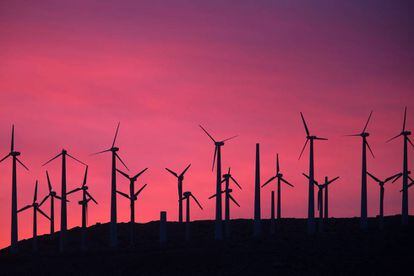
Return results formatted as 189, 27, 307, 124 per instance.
299, 113, 328, 159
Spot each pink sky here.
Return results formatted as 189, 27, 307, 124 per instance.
0, 0, 413, 249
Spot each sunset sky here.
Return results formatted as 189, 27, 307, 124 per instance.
0, 0, 413, 249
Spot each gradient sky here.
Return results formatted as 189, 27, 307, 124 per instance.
0, 0, 413, 249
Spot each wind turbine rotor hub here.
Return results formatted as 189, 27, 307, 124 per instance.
183, 191, 191, 197
362, 132, 369, 137
215, 141, 224, 146
51, 191, 56, 196
403, 131, 411, 136
33, 203, 38, 207
111, 147, 119, 152
62, 149, 67, 154
11, 151, 20, 157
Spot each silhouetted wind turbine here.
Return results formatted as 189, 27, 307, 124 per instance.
165, 164, 191, 223
262, 154, 294, 220
180, 191, 203, 241
367, 172, 402, 229
209, 167, 241, 237
254, 143, 261, 238
299, 113, 327, 234
303, 174, 339, 232
346, 111, 374, 230
0, 125, 29, 253
386, 107, 414, 225
323, 176, 340, 220
18, 180, 50, 252
38, 171, 63, 234
116, 168, 148, 246
92, 122, 129, 247
67, 166, 98, 250
199, 125, 237, 241
43, 148, 86, 252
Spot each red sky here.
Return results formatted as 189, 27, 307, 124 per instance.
0, 0, 413, 249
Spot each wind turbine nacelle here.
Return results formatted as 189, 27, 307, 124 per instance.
33, 203, 39, 208
227, 189, 233, 193
111, 147, 119, 152
403, 131, 411, 135
183, 191, 191, 197
62, 149, 67, 154
362, 132, 370, 137
277, 173, 283, 178
11, 151, 20, 157
51, 191, 56, 196
215, 141, 224, 146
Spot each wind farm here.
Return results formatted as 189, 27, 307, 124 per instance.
0, 1, 413, 274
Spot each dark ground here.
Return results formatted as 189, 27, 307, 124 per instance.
0, 216, 413, 275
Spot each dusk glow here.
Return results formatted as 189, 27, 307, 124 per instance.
0, 0, 413, 249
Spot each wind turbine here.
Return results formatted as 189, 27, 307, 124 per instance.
386, 107, 414, 225
367, 171, 401, 229
180, 191, 203, 241
262, 154, 294, 220
346, 111, 374, 230
18, 180, 50, 252
299, 113, 327, 234
322, 176, 340, 220
303, 174, 339, 232
254, 143, 261, 238
165, 164, 191, 223
0, 125, 29, 253
38, 171, 63, 234
209, 167, 241, 237
199, 125, 237, 241
92, 122, 129, 247
116, 168, 148, 246
43, 148, 86, 252
67, 166, 98, 250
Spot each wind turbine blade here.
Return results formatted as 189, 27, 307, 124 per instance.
327, 176, 340, 185
261, 176, 276, 188
385, 173, 402, 183
407, 137, 414, 148
82, 166, 88, 186
0, 153, 11, 163
229, 194, 240, 207
298, 139, 309, 160
222, 135, 238, 142
133, 168, 148, 179
392, 173, 403, 183
230, 176, 242, 190
191, 194, 203, 210
165, 168, 178, 178
66, 187, 81, 195
11, 125, 14, 152
46, 171, 52, 192
362, 111, 373, 133
180, 164, 191, 177
37, 208, 51, 220
345, 134, 362, 137
212, 146, 217, 171
39, 195, 50, 207
386, 133, 401, 143
403, 107, 407, 132
276, 154, 280, 173
54, 195, 63, 201
281, 177, 294, 187
112, 122, 120, 148
67, 153, 87, 166
16, 158, 29, 171
302, 173, 318, 185
134, 184, 147, 198
85, 191, 98, 204
17, 205, 31, 213
300, 112, 310, 136
302, 173, 310, 179
34, 181, 38, 202
115, 153, 129, 171
42, 152, 62, 166
116, 190, 130, 200
208, 194, 217, 199
367, 172, 380, 183
314, 137, 328, 141
228, 167, 231, 175
91, 148, 111, 156
116, 169, 130, 179
199, 125, 216, 143
365, 141, 375, 158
